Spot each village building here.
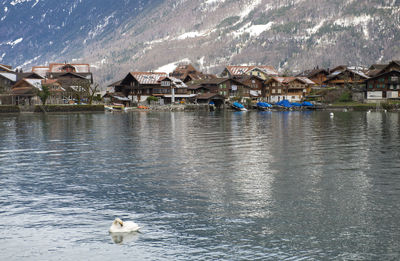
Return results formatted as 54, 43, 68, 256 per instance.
103, 92, 132, 107
195, 93, 225, 107
365, 70, 400, 100
237, 75, 265, 101
367, 64, 388, 77
187, 78, 250, 100
169, 64, 216, 83
265, 77, 315, 103
324, 68, 369, 88
41, 79, 66, 104
296, 68, 329, 86
221, 65, 278, 80
153, 76, 195, 104
30, 63, 94, 103
119, 72, 167, 102
11, 78, 43, 105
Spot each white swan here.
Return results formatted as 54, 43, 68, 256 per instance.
330, 112, 334, 118
109, 218, 140, 233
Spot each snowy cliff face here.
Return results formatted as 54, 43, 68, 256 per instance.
0, 0, 161, 68
1, 0, 400, 85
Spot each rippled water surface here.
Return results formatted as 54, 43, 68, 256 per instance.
1, 111, 400, 260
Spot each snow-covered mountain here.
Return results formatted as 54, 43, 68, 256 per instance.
1, 0, 400, 86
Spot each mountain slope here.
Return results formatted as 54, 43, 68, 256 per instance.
1, 0, 400, 86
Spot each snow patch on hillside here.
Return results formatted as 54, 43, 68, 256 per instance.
176, 29, 215, 40
155, 58, 191, 73
334, 15, 372, 39
231, 22, 274, 38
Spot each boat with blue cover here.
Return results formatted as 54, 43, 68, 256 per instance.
232, 102, 247, 111
256, 102, 272, 110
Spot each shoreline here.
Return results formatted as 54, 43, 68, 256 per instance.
2, 103, 400, 114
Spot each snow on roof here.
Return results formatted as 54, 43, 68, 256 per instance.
0, 72, 16, 81
227, 65, 278, 76
25, 78, 42, 90
296, 77, 315, 85
130, 72, 168, 85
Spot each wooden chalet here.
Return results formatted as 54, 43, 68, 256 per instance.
32, 63, 91, 77
221, 65, 278, 80
324, 68, 369, 87
119, 72, 167, 102
153, 76, 195, 104
265, 77, 314, 103
30, 62, 94, 103
169, 64, 216, 83
367, 64, 388, 77
11, 78, 43, 105
297, 68, 329, 86
41, 79, 66, 104
365, 70, 400, 100
187, 78, 250, 100
237, 75, 265, 100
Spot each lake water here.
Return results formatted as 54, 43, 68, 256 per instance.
0, 111, 399, 260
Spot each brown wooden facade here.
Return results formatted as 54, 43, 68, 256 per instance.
365, 70, 400, 99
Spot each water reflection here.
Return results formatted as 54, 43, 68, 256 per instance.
110, 232, 139, 244
1, 111, 400, 260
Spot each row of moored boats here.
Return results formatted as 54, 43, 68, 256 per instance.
231, 100, 317, 111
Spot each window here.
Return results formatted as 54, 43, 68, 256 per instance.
378, 78, 385, 83
369, 84, 373, 89
391, 76, 398, 82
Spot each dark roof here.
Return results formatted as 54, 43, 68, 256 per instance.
369, 64, 387, 70
47, 72, 91, 79
365, 69, 400, 81
16, 72, 43, 81
11, 87, 36, 95
107, 80, 122, 87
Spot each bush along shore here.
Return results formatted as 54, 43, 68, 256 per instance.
0, 105, 20, 113
34, 105, 105, 113
0, 105, 104, 113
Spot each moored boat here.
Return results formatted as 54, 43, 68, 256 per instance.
232, 102, 247, 111
256, 102, 272, 110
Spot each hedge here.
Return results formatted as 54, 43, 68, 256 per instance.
0, 105, 20, 113
34, 105, 104, 112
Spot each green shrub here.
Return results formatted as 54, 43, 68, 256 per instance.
34, 105, 104, 112
0, 105, 20, 113
338, 91, 352, 102
146, 96, 158, 105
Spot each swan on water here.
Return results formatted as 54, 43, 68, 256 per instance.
330, 112, 334, 117
109, 218, 140, 233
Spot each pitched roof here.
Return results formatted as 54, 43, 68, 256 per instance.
225, 65, 278, 76
130, 72, 168, 85
159, 76, 188, 88
0, 64, 13, 72
268, 76, 315, 85
0, 72, 17, 82
327, 68, 369, 80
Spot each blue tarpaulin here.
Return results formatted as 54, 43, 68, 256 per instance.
233, 102, 245, 109
301, 101, 314, 106
257, 102, 272, 108
276, 100, 292, 108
